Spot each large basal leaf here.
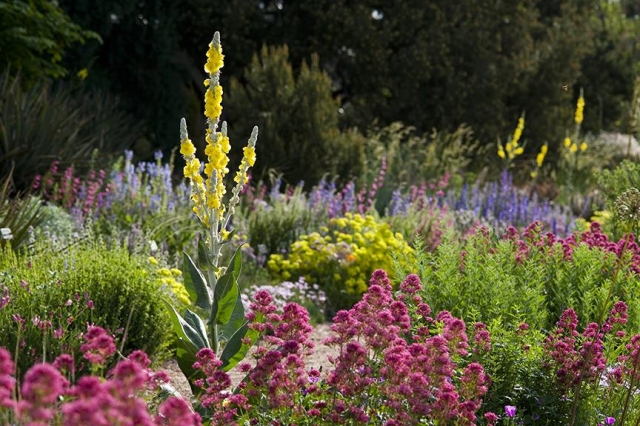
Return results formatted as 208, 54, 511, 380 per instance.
211, 246, 242, 326
182, 252, 212, 311
220, 324, 256, 372
219, 296, 246, 342
163, 300, 209, 351
184, 309, 211, 349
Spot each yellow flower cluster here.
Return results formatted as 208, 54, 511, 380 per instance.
178, 32, 259, 235
563, 137, 587, 154
498, 115, 525, 161
575, 95, 585, 125
267, 213, 413, 306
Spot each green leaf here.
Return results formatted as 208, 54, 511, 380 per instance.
163, 300, 209, 351
182, 252, 212, 311
184, 309, 211, 349
162, 299, 206, 393
211, 247, 242, 325
219, 296, 246, 341
197, 236, 212, 271
220, 323, 260, 372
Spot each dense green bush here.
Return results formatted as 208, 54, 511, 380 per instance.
0, 241, 172, 377
0, 0, 99, 84
597, 159, 640, 237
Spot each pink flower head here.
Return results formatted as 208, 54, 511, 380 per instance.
22, 363, 68, 405
80, 326, 116, 365
400, 274, 422, 294
157, 397, 202, 426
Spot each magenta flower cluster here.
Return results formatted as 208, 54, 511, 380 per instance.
0, 325, 201, 425
189, 270, 496, 424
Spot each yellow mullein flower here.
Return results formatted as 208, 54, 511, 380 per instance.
204, 40, 224, 75
180, 138, 196, 157
510, 116, 525, 147
497, 145, 506, 159
580, 142, 587, 152
530, 170, 538, 178
205, 85, 223, 120
148, 256, 159, 265
570, 143, 578, 153
77, 68, 89, 80
514, 147, 524, 155
564, 137, 571, 148
575, 95, 585, 125
243, 146, 256, 166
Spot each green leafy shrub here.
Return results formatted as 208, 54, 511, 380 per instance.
0, 0, 99, 83
0, 241, 172, 377
236, 181, 321, 258
393, 224, 640, 332
267, 212, 413, 313
597, 159, 640, 237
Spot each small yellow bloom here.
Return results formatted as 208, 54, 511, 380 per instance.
204, 41, 224, 75
563, 137, 571, 148
77, 68, 89, 80
570, 143, 578, 153
243, 146, 256, 166
530, 170, 538, 178
180, 139, 196, 157
514, 147, 524, 155
497, 146, 506, 159
148, 256, 158, 265
580, 142, 587, 152
170, 268, 182, 276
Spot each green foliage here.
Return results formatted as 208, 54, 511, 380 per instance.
236, 182, 321, 257
227, 45, 364, 186
0, 0, 99, 84
0, 170, 45, 250
363, 122, 482, 188
0, 71, 142, 191
267, 213, 413, 313
479, 322, 571, 423
393, 228, 640, 332
597, 159, 640, 237
0, 241, 173, 378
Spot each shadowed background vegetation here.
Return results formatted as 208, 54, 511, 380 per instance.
2, 0, 640, 190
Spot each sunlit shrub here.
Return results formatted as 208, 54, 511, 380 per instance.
267, 213, 412, 312
0, 242, 172, 378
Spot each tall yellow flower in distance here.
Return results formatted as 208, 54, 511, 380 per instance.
499, 113, 526, 167
575, 94, 585, 125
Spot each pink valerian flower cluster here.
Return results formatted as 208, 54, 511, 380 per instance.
0, 326, 201, 426
324, 270, 490, 424
505, 221, 640, 271
545, 304, 629, 387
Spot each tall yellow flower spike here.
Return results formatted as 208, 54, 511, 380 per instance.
575, 93, 585, 125
179, 31, 259, 253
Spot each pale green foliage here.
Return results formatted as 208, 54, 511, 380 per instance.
0, 241, 173, 378
393, 229, 640, 332
362, 122, 481, 187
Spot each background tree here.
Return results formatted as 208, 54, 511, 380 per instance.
0, 0, 99, 84
227, 45, 364, 186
